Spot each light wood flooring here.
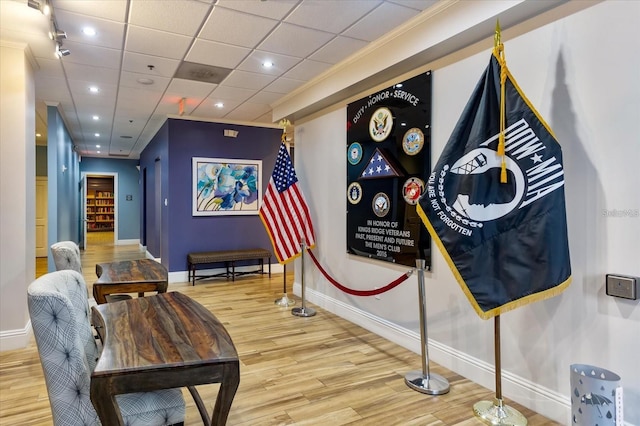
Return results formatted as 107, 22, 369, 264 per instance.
2, 244, 561, 425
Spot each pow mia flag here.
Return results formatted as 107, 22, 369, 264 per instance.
417, 50, 572, 319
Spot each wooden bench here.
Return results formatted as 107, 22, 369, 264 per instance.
188, 248, 271, 286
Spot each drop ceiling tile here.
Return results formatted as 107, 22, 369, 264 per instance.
286, 0, 381, 34
35, 76, 73, 103
126, 25, 192, 60
186, 39, 251, 69
192, 98, 242, 117
165, 78, 216, 100
236, 50, 301, 76
53, 0, 128, 22
388, 0, 438, 12
58, 41, 121, 69
309, 36, 369, 64
199, 7, 279, 48
122, 52, 181, 78
283, 59, 332, 81
225, 102, 271, 121
34, 57, 66, 79
222, 70, 276, 91
119, 70, 171, 91
258, 23, 335, 58
342, 2, 420, 42
215, 0, 297, 21
115, 87, 164, 111
248, 90, 283, 105
209, 85, 257, 103
63, 62, 120, 85
129, 0, 211, 36
263, 77, 305, 95
54, 10, 125, 50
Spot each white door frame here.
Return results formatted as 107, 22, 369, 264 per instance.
81, 172, 118, 247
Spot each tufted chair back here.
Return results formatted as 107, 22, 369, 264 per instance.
50, 241, 83, 273
28, 270, 185, 426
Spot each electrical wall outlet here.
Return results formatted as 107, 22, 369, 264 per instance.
606, 274, 638, 300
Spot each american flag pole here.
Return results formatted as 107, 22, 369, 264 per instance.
274, 263, 295, 307
292, 237, 315, 317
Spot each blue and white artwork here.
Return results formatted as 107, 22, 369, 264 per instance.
193, 157, 262, 216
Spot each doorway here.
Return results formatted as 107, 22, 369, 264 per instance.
83, 173, 117, 247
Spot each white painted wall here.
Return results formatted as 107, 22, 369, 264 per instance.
291, 2, 640, 424
0, 43, 36, 351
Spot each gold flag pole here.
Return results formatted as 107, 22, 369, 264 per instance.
274, 118, 296, 307
473, 21, 526, 426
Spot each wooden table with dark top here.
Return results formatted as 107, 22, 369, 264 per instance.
90, 291, 240, 426
93, 258, 168, 304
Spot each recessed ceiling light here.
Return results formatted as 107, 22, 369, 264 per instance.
94, 133, 100, 137
92, 115, 99, 120
89, 86, 99, 93
214, 102, 224, 108
137, 77, 154, 85
97, 150, 101, 154
262, 61, 274, 68
82, 27, 96, 36
36, 133, 41, 137
96, 145, 101, 148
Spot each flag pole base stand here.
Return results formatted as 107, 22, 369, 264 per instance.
404, 371, 450, 395
291, 306, 316, 317
473, 398, 527, 426
275, 294, 295, 307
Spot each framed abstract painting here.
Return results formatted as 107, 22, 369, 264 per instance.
192, 157, 262, 216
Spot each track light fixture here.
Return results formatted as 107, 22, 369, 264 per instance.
55, 42, 70, 57
54, 29, 67, 40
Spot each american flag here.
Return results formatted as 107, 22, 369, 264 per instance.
259, 143, 316, 264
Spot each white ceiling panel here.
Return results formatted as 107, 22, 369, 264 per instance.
199, 7, 279, 48
342, 2, 420, 42
258, 23, 335, 58
58, 41, 122, 69
248, 90, 284, 105
223, 70, 276, 91
309, 36, 369, 64
236, 50, 301, 76
53, 0, 128, 22
186, 39, 252, 69
225, 102, 271, 122
126, 25, 192, 59
215, 0, 298, 21
283, 59, 333, 81
121, 52, 180, 78
209, 85, 257, 104
54, 10, 125, 50
286, 0, 381, 34
63, 62, 120, 86
128, 0, 211, 36
34, 57, 66, 79
164, 78, 216, 100
263, 77, 306, 95
119, 71, 171, 93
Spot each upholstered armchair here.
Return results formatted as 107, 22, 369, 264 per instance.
27, 270, 185, 425
50, 241, 83, 273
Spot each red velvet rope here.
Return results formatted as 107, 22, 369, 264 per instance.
307, 249, 412, 296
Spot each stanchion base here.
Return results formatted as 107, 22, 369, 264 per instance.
291, 306, 316, 317
404, 371, 450, 395
275, 294, 295, 307
473, 398, 527, 426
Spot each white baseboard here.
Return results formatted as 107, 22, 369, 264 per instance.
292, 282, 572, 425
117, 238, 139, 245
0, 321, 32, 352
169, 263, 284, 284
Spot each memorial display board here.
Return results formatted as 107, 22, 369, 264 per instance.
346, 72, 432, 267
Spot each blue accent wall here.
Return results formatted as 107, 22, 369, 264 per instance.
139, 119, 281, 272
80, 157, 140, 240
46, 106, 81, 269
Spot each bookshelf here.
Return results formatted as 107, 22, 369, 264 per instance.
86, 177, 114, 232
